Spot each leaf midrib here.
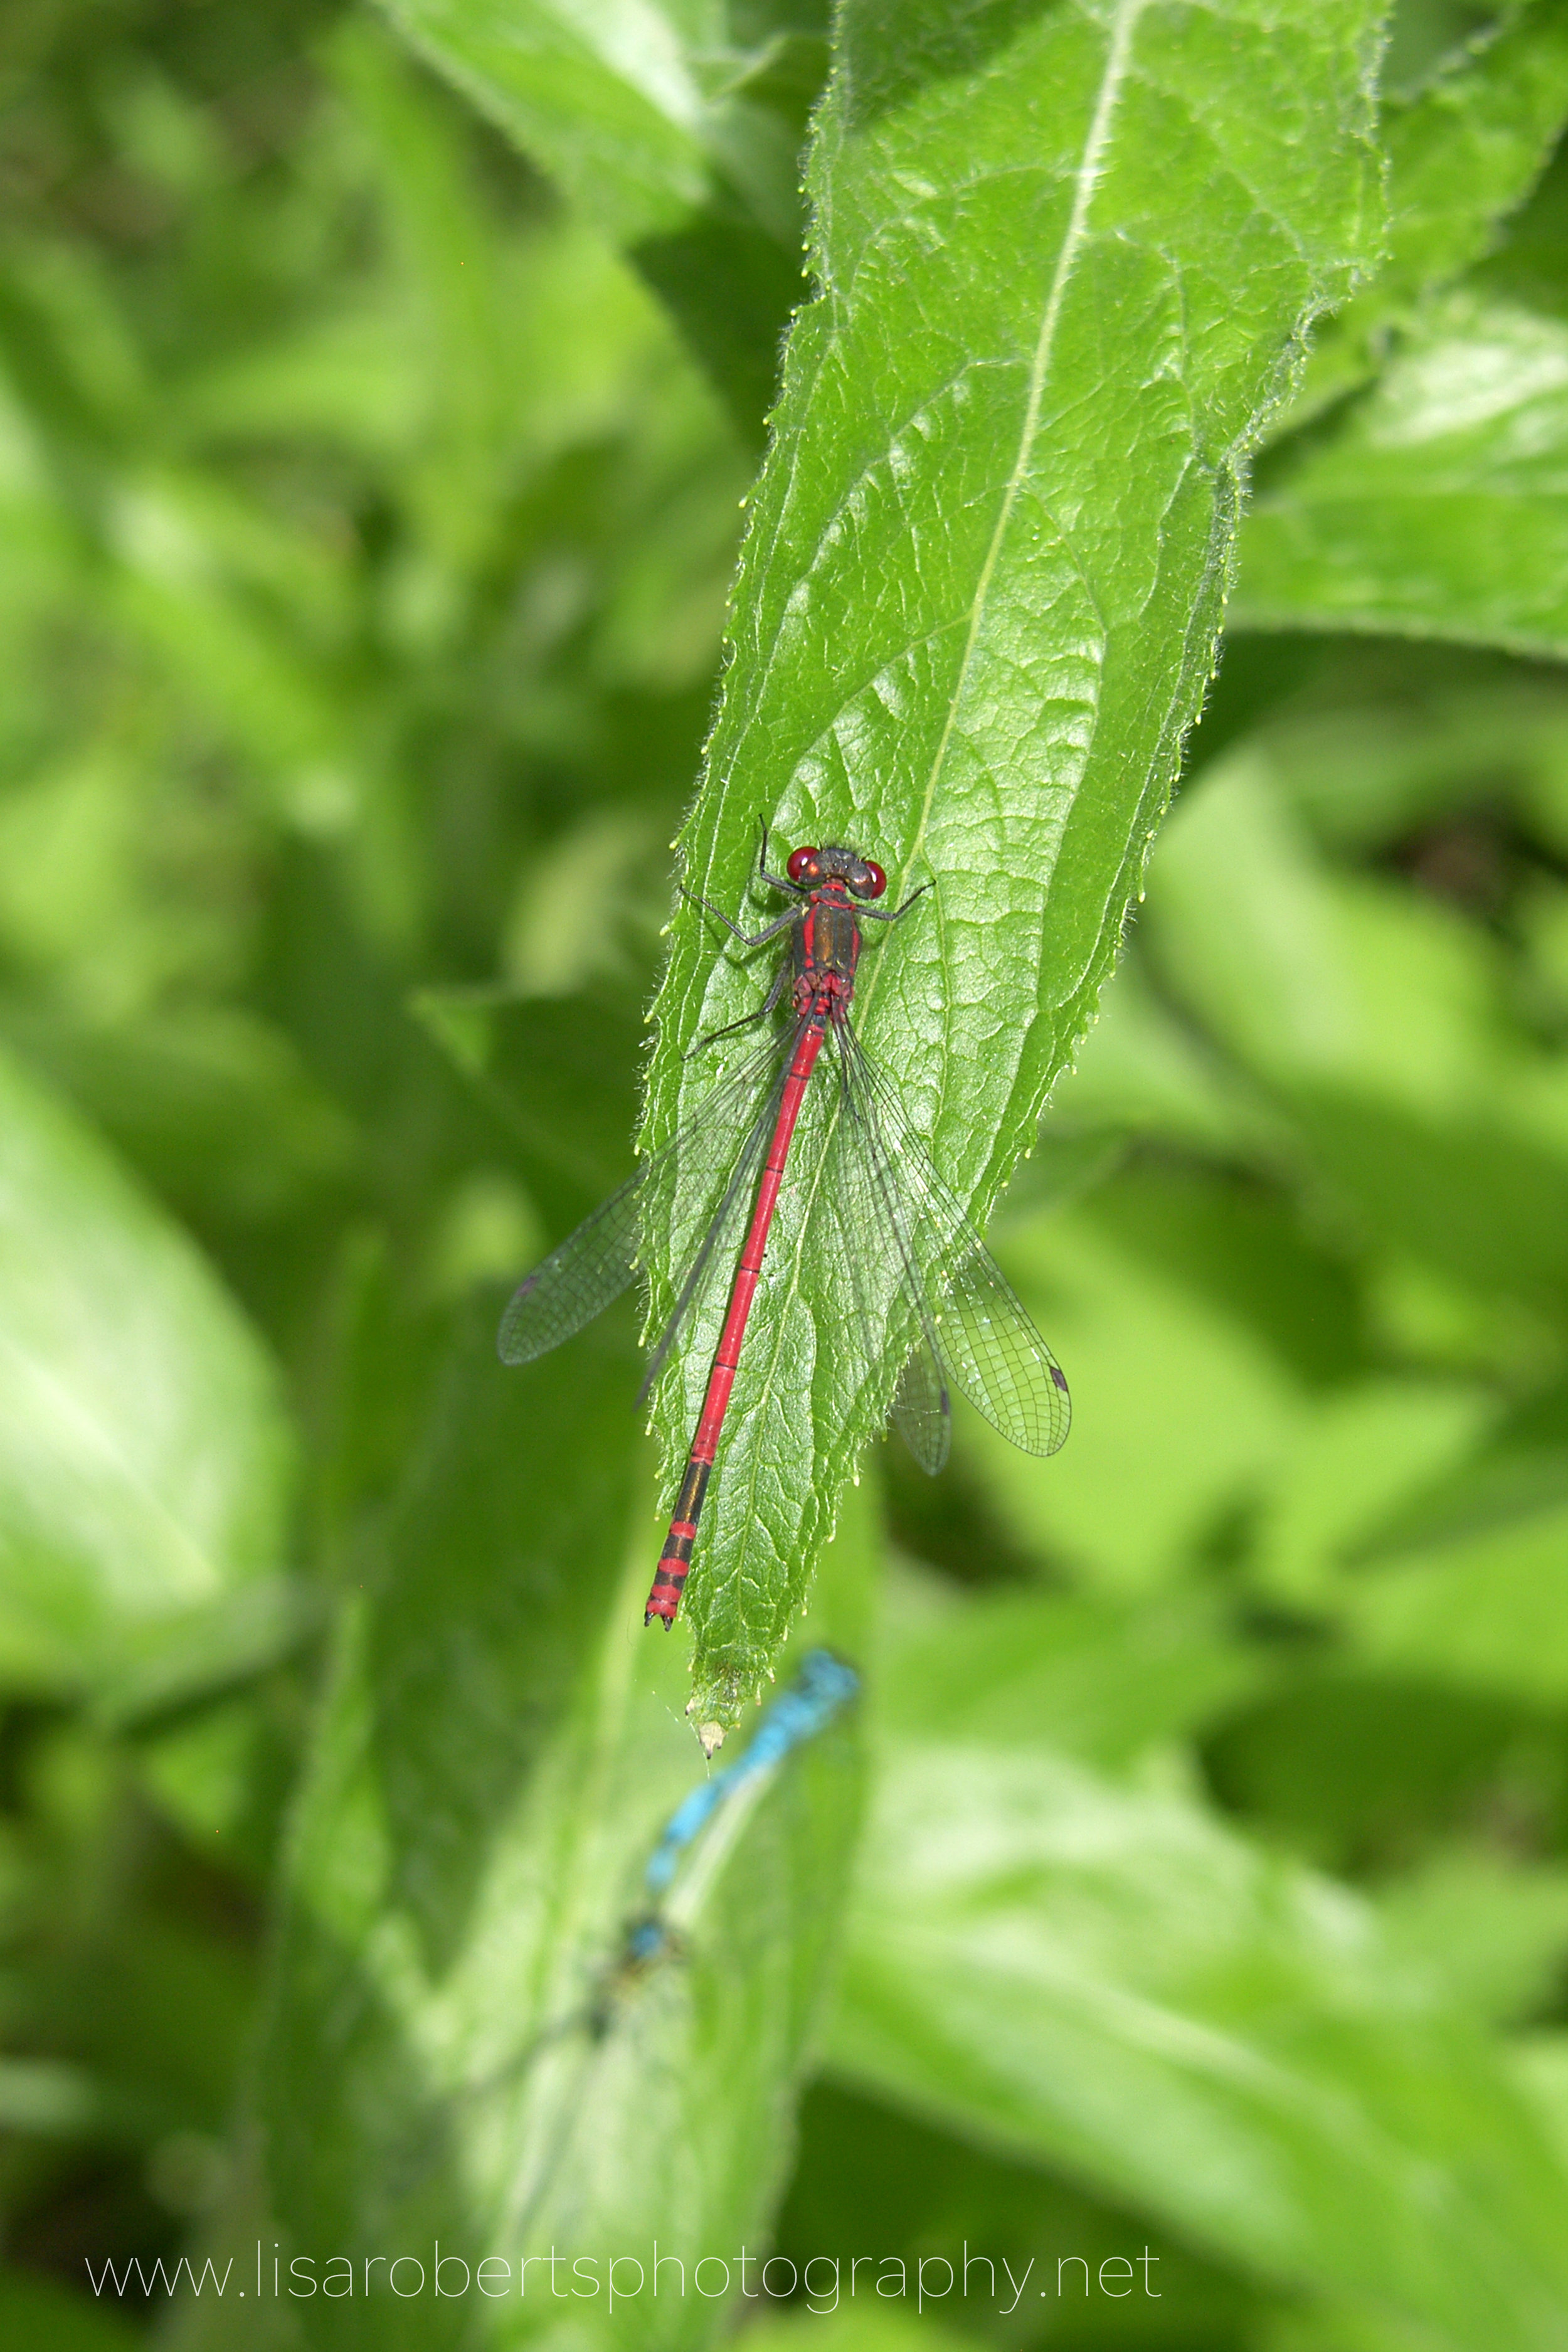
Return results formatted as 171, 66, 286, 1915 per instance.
898, 0, 1147, 911
704, 3, 1152, 1616
837, 0, 1149, 1121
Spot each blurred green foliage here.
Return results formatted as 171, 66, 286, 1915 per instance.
3, 0, 1568, 2348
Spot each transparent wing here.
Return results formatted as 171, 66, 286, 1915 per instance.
635, 1031, 791, 1403
889, 1340, 952, 1476
499, 1164, 645, 1366
839, 1027, 1070, 1458
825, 1037, 952, 1475
497, 1027, 788, 1369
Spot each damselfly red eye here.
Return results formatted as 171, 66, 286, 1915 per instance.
787, 845, 817, 884
859, 859, 887, 899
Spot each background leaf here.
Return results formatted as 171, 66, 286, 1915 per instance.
373, 0, 717, 243
0, 1042, 296, 1694
371, 0, 821, 437
1285, 0, 1568, 421
829, 1739, 1568, 2352
1236, 292, 1568, 657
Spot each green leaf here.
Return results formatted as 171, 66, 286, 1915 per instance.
1241, 672, 1568, 852
0, 2270, 144, 2352
881, 1586, 1261, 1769
967, 1181, 1305, 1592
1236, 292, 1568, 658
0, 1004, 355, 1227
373, 0, 818, 437
0, 1043, 297, 1695
372, 0, 716, 245
1291, 1093, 1568, 1322
1343, 1497, 1568, 1704
0, 2058, 113, 2139
777, 2070, 1264, 2342
1144, 746, 1568, 1317
1349, 1375, 1568, 1558
1375, 1854, 1568, 2027
253, 1301, 874, 2344
1513, 2033, 1568, 2173
1204, 1668, 1555, 1879
1042, 949, 1284, 1159
741, 2311, 973, 2352
829, 1741, 1568, 2351
1253, 1379, 1497, 1609
1475, 111, 1568, 327
56, 1909, 257, 2144
644, 0, 1384, 1727
326, 16, 748, 528
1146, 747, 1507, 1111
1285, 0, 1568, 423
137, 1690, 295, 1878
1260, 2302, 1500, 2352
90, 1574, 319, 1730
411, 980, 648, 1221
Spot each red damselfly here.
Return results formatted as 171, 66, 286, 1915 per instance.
499, 832, 1070, 1627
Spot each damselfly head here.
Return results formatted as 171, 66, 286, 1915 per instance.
621, 1915, 671, 1969
788, 842, 887, 900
